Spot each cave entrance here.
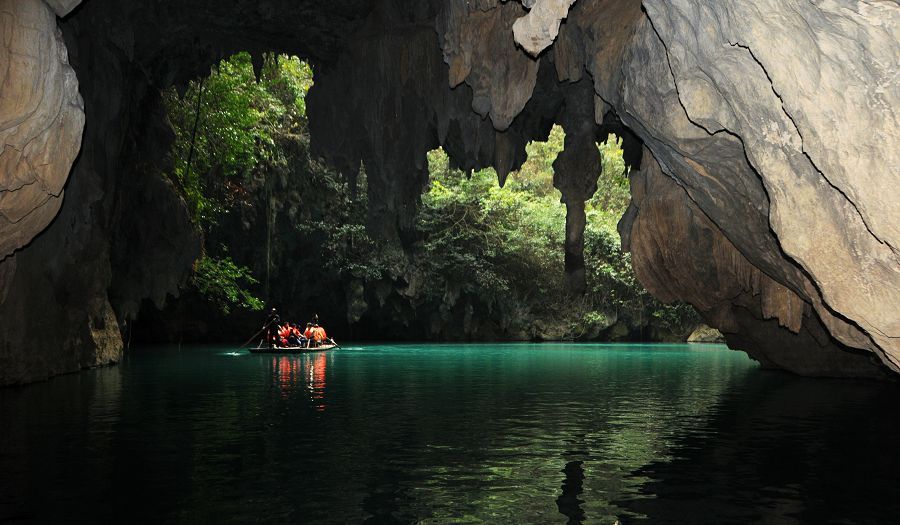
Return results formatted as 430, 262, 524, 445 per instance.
1, 0, 892, 385
403, 125, 653, 341
132, 51, 350, 342
133, 46, 697, 346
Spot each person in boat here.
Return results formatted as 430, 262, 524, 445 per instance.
287, 323, 304, 347
263, 308, 280, 347
278, 323, 293, 347
304, 322, 315, 347
295, 324, 307, 346
284, 323, 295, 346
312, 323, 328, 346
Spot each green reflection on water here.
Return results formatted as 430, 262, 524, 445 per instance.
3, 342, 756, 524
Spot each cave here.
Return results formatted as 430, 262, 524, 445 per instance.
1, 0, 898, 385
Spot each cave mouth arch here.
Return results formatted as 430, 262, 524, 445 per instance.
133, 46, 671, 346
0, 0, 896, 384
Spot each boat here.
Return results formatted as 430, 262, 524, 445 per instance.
248, 341, 338, 354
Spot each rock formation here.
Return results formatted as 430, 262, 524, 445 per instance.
687, 325, 724, 344
552, 79, 601, 295
609, 1, 899, 375
0, 0, 199, 384
0, 0, 83, 262
512, 0, 577, 57
0, 0, 897, 382
619, 150, 887, 378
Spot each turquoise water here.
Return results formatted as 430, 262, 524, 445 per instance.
2, 343, 900, 524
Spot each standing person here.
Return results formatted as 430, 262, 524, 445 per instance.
263, 308, 280, 347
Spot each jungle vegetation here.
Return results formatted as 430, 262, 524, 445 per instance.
154, 52, 700, 342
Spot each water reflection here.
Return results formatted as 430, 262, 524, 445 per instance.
557, 460, 586, 524
270, 352, 328, 410
5, 344, 900, 524
335, 344, 751, 523
0, 364, 122, 523
613, 373, 900, 524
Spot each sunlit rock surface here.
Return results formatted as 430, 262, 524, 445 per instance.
0, 0, 897, 382
632, 0, 900, 372
0, 0, 83, 261
607, 1, 899, 374
687, 325, 724, 344
619, 150, 886, 378
437, 1, 540, 131
512, 0, 577, 57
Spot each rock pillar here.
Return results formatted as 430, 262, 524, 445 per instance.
563, 199, 587, 294
552, 80, 600, 295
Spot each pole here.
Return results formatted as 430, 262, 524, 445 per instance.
238, 324, 268, 350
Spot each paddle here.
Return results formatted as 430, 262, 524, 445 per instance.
238, 324, 268, 350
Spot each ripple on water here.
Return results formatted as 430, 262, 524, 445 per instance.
3, 343, 900, 524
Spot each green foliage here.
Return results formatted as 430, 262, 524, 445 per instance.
590, 133, 631, 221
585, 221, 646, 309
164, 52, 314, 225
274, 56, 314, 116
164, 52, 700, 340
418, 152, 565, 312
414, 139, 697, 339
191, 254, 264, 315
506, 125, 565, 197
164, 52, 314, 314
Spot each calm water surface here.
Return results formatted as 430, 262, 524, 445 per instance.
2, 343, 900, 524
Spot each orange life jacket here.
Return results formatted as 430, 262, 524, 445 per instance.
278, 325, 290, 338
313, 326, 327, 341
304, 327, 314, 339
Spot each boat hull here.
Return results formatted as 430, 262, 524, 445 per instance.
248, 343, 337, 354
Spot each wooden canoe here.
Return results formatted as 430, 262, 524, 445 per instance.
248, 342, 338, 354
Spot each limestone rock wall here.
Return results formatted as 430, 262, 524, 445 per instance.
619, 149, 887, 378
308, 1, 567, 245
607, 1, 899, 372
433, 0, 899, 375
0, 0, 199, 384
0, 0, 83, 261
437, 1, 539, 131
512, 0, 576, 57
0, 0, 382, 384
